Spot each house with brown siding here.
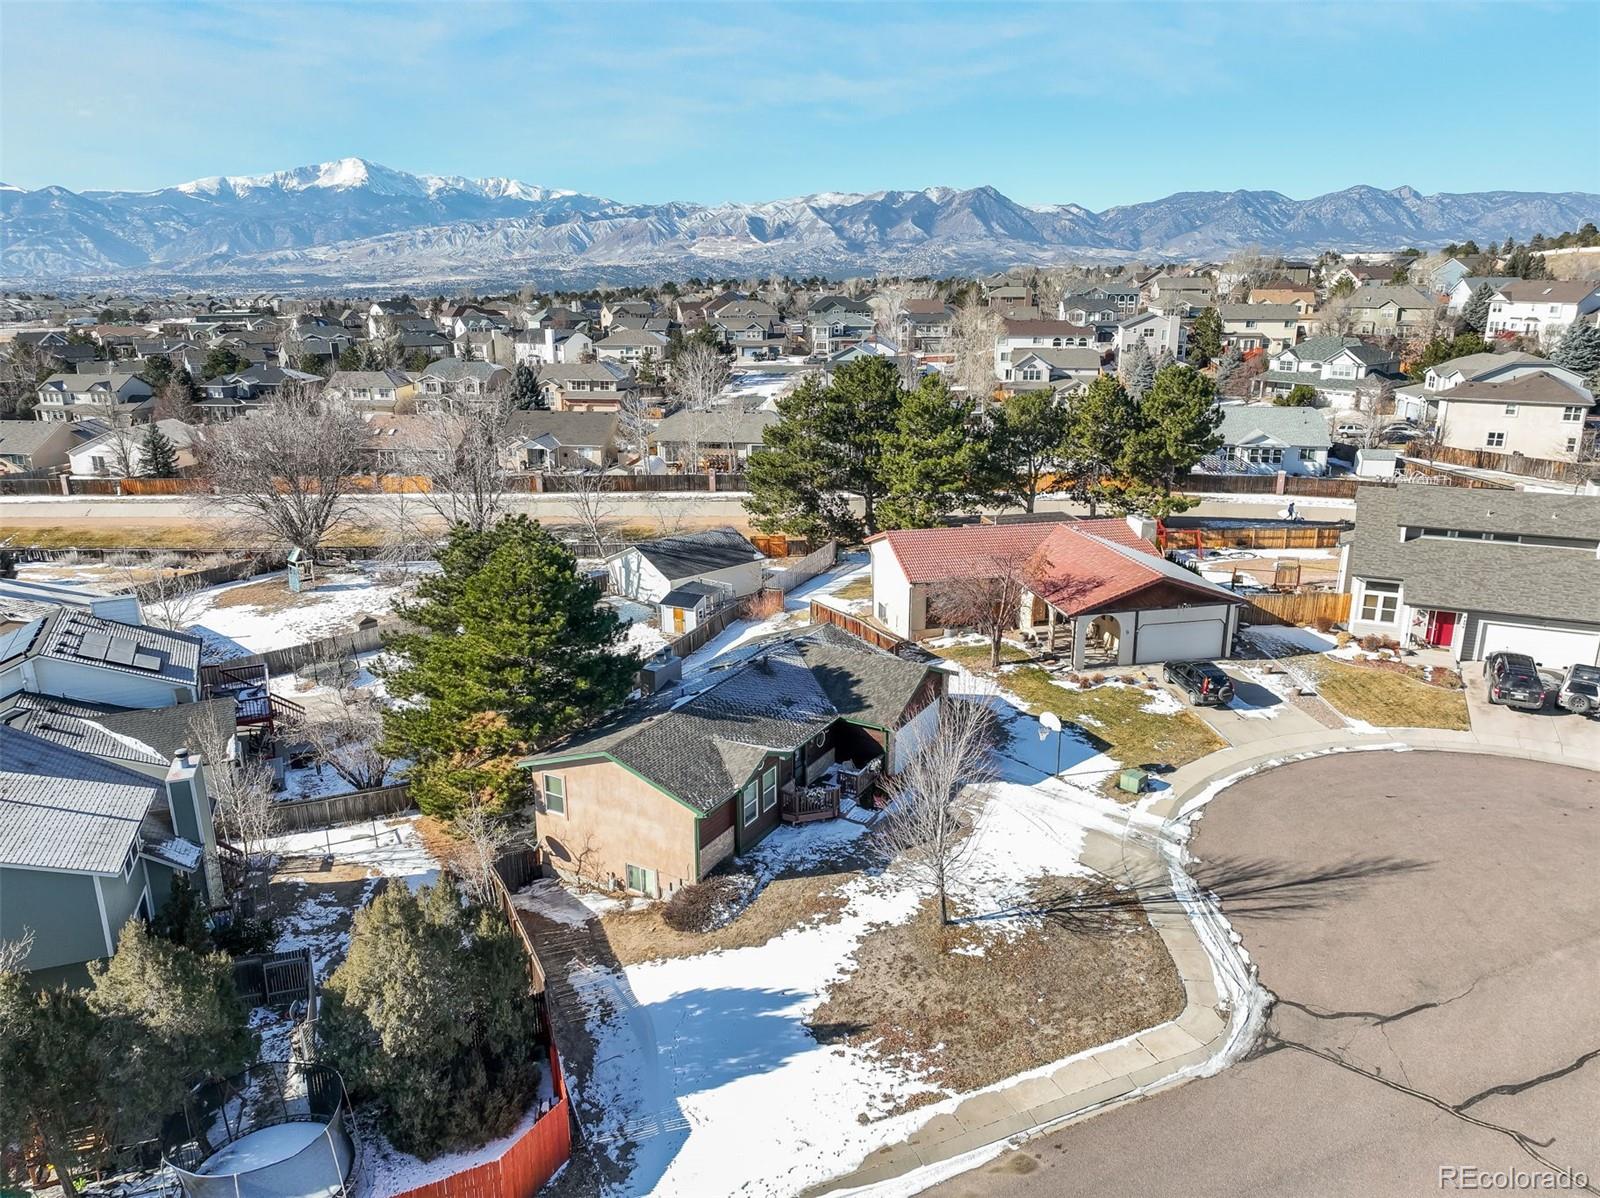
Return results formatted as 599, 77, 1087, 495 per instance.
520, 625, 943, 897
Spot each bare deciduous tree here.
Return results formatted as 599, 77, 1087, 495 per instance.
449, 798, 527, 905
0, 927, 36, 974
402, 387, 513, 533
122, 556, 206, 630
80, 400, 143, 477
949, 302, 1003, 404
928, 550, 1035, 669
194, 382, 370, 555
875, 693, 995, 928
1353, 376, 1395, 450
188, 713, 278, 867
558, 467, 619, 557
669, 341, 732, 470
290, 683, 396, 791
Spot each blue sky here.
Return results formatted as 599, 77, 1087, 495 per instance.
3, 0, 1598, 206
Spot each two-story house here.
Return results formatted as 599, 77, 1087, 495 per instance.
1446, 276, 1518, 314
805, 298, 875, 356
516, 327, 594, 367
323, 368, 416, 411
1112, 313, 1185, 363
1434, 370, 1595, 463
539, 360, 639, 412
418, 359, 510, 400
994, 318, 1097, 377
1254, 335, 1400, 407
1146, 276, 1216, 316
1217, 303, 1301, 353
594, 328, 670, 367
898, 303, 955, 361
1484, 280, 1600, 346
34, 372, 154, 424
1341, 285, 1440, 337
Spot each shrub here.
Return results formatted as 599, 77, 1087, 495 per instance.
1089, 672, 1106, 685
1313, 615, 1336, 634
741, 588, 784, 621
1359, 634, 1383, 652
663, 873, 756, 933
210, 913, 277, 957
1335, 631, 1353, 648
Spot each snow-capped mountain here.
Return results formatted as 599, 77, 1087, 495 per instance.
2, 158, 1596, 289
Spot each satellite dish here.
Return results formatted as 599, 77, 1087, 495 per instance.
1040, 711, 1062, 733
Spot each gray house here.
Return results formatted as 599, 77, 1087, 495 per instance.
1204, 405, 1333, 475
1340, 487, 1600, 667
0, 609, 202, 709
0, 698, 229, 986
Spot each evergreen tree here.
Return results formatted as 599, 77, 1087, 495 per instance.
321, 878, 545, 1159
1214, 345, 1244, 390
358, 341, 386, 370
140, 354, 173, 389
1460, 282, 1495, 335
989, 389, 1070, 512
1120, 364, 1222, 491
298, 351, 330, 376
1502, 246, 1551, 280
1122, 338, 1156, 399
153, 874, 211, 951
1188, 307, 1222, 367
141, 422, 181, 478
1550, 321, 1600, 380
1062, 374, 1138, 515
508, 361, 543, 410
744, 356, 903, 540
1408, 332, 1489, 379
86, 920, 254, 1144
201, 346, 248, 381
381, 516, 638, 817
878, 374, 990, 528
0, 973, 108, 1191
336, 344, 363, 371
1275, 384, 1321, 408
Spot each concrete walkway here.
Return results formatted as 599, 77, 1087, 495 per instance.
812, 721, 1600, 1195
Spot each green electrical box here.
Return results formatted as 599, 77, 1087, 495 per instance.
1118, 767, 1148, 794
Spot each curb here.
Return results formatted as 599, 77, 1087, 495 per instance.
813, 727, 1599, 1195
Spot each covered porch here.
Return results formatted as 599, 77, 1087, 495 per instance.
780, 719, 886, 824
1017, 587, 1243, 670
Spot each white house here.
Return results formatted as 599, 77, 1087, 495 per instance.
34, 373, 154, 424
594, 328, 669, 366
1484, 280, 1600, 346
1254, 335, 1399, 407
865, 518, 1244, 669
1341, 487, 1600, 667
1446, 276, 1517, 314
1217, 304, 1301, 353
1002, 347, 1102, 391
1202, 405, 1333, 476
604, 528, 766, 604
994, 319, 1097, 377
67, 419, 197, 478
1112, 312, 1184, 362
515, 327, 594, 367
1434, 371, 1595, 462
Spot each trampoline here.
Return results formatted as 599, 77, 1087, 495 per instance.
161, 1061, 355, 1198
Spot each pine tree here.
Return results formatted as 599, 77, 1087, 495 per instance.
152, 875, 211, 951
1122, 338, 1157, 400
1275, 384, 1320, 408
744, 356, 903, 540
1551, 321, 1600, 379
989, 389, 1070, 512
141, 422, 180, 478
1460, 282, 1495, 335
878, 374, 989, 528
1121, 364, 1222, 491
381, 516, 638, 817
87, 920, 254, 1143
508, 361, 543, 410
1, 974, 108, 1191
320, 878, 544, 1158
1189, 307, 1223, 366
1062, 373, 1138, 515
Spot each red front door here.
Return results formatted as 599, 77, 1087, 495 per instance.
1426, 610, 1458, 647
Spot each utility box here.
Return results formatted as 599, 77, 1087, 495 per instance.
1118, 767, 1148, 795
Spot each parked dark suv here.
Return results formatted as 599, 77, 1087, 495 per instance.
1164, 660, 1236, 706
1485, 651, 1547, 711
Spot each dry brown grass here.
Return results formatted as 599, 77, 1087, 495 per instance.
1303, 655, 1470, 730
600, 860, 868, 966
832, 576, 874, 601
208, 574, 334, 613
809, 877, 1184, 1100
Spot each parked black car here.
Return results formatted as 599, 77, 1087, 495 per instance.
1484, 651, 1548, 711
1164, 660, 1236, 706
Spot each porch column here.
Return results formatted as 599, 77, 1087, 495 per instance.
1046, 606, 1057, 651
1071, 616, 1088, 670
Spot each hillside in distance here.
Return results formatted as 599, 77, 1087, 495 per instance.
3, 158, 1597, 290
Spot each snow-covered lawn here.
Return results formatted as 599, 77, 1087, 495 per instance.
185, 559, 436, 663
603, 595, 671, 658
519, 677, 1164, 1198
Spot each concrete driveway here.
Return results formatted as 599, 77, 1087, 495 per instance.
1168, 666, 1329, 747
1463, 661, 1600, 758
925, 751, 1600, 1198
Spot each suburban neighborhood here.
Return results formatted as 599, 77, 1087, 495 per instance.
2, 3, 1598, 1198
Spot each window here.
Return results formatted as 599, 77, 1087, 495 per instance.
122, 838, 140, 881
761, 766, 778, 812
1485, 431, 1506, 448
742, 779, 759, 825
1503, 404, 1520, 417
1562, 406, 1584, 422
1566, 437, 1579, 454
542, 773, 566, 816
1359, 580, 1400, 624
625, 864, 656, 896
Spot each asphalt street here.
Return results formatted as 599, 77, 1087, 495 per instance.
926, 752, 1600, 1198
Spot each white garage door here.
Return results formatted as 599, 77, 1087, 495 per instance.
1135, 617, 1228, 663
1477, 622, 1600, 669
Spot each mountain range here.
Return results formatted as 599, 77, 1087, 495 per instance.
3, 157, 1597, 292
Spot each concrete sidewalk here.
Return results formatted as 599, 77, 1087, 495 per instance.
812, 722, 1600, 1195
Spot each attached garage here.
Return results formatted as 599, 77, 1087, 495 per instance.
1134, 611, 1231, 663
1475, 621, 1600, 670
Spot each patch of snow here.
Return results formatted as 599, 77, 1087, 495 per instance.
194, 1121, 326, 1175
262, 817, 437, 889
1139, 687, 1184, 715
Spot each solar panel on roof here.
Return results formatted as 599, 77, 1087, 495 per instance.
131, 652, 161, 672
78, 631, 112, 661
105, 638, 137, 666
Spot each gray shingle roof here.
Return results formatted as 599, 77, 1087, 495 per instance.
653, 406, 777, 445
0, 724, 162, 873
504, 410, 618, 446
528, 625, 933, 811
1219, 304, 1301, 322
1347, 487, 1600, 626
26, 609, 202, 688
1216, 405, 1333, 449
0, 420, 67, 456
623, 527, 763, 582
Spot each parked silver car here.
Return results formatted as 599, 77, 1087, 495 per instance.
1556, 664, 1600, 715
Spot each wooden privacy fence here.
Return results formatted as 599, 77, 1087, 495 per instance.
388, 1040, 572, 1198
209, 621, 397, 677
1238, 591, 1352, 628
271, 783, 415, 833
1420, 443, 1588, 482
1175, 472, 1369, 499
808, 599, 909, 653
1402, 460, 1513, 490
762, 540, 838, 595
1160, 525, 1344, 551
